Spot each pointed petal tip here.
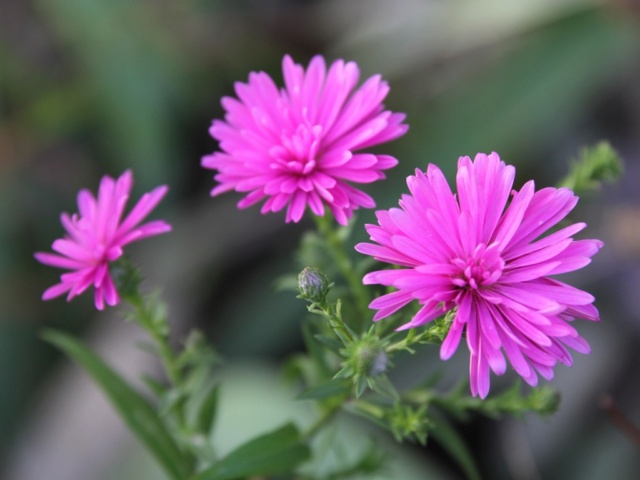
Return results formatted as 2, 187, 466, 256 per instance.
372, 311, 391, 322
41, 290, 56, 301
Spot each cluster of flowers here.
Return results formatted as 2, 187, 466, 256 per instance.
36, 55, 602, 398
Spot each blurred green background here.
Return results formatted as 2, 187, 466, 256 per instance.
2, 0, 640, 478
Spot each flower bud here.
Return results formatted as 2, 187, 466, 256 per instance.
353, 342, 389, 377
348, 336, 388, 378
388, 403, 429, 445
336, 334, 391, 398
297, 267, 331, 303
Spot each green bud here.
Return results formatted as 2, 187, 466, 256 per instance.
351, 337, 388, 377
297, 266, 331, 303
337, 335, 390, 397
387, 403, 429, 445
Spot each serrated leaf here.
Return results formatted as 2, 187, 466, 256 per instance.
191, 423, 310, 480
42, 329, 191, 480
297, 379, 351, 401
430, 414, 481, 480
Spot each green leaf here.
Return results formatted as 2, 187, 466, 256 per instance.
142, 374, 167, 398
344, 400, 387, 429
159, 387, 187, 416
302, 321, 332, 378
558, 141, 623, 193
190, 383, 220, 435
191, 423, 310, 480
313, 333, 343, 353
430, 415, 481, 480
367, 375, 399, 401
42, 329, 191, 480
297, 378, 351, 401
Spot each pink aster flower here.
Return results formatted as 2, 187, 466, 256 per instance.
35, 170, 171, 310
201, 54, 408, 225
356, 152, 603, 398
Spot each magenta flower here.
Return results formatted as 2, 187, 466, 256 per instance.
35, 170, 171, 310
201, 54, 408, 225
356, 153, 602, 398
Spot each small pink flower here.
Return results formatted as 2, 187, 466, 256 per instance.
356, 153, 603, 398
35, 170, 171, 310
201, 54, 408, 225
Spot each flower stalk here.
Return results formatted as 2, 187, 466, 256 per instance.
313, 214, 371, 327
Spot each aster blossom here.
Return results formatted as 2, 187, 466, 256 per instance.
356, 152, 603, 398
35, 170, 171, 310
201, 54, 408, 225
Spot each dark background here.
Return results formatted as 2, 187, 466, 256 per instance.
2, 0, 640, 479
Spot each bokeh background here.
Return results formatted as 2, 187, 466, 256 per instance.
2, 0, 640, 479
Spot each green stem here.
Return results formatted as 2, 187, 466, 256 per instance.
126, 294, 181, 386
309, 302, 355, 345
313, 215, 370, 328
125, 292, 193, 448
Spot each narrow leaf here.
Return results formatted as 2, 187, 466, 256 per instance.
192, 423, 310, 480
368, 375, 399, 400
297, 378, 351, 400
192, 383, 220, 435
302, 322, 331, 378
430, 414, 481, 480
142, 374, 167, 398
313, 333, 343, 353
42, 329, 190, 480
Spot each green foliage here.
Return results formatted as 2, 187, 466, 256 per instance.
291, 214, 574, 480
559, 141, 624, 193
386, 403, 430, 445
429, 415, 482, 480
191, 423, 310, 480
335, 328, 395, 400
189, 382, 220, 438
44, 283, 321, 480
429, 381, 561, 422
297, 379, 352, 401
386, 311, 453, 354
319, 441, 387, 480
41, 329, 192, 480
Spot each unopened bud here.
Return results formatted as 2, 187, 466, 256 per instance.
297, 267, 331, 303
352, 337, 388, 377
